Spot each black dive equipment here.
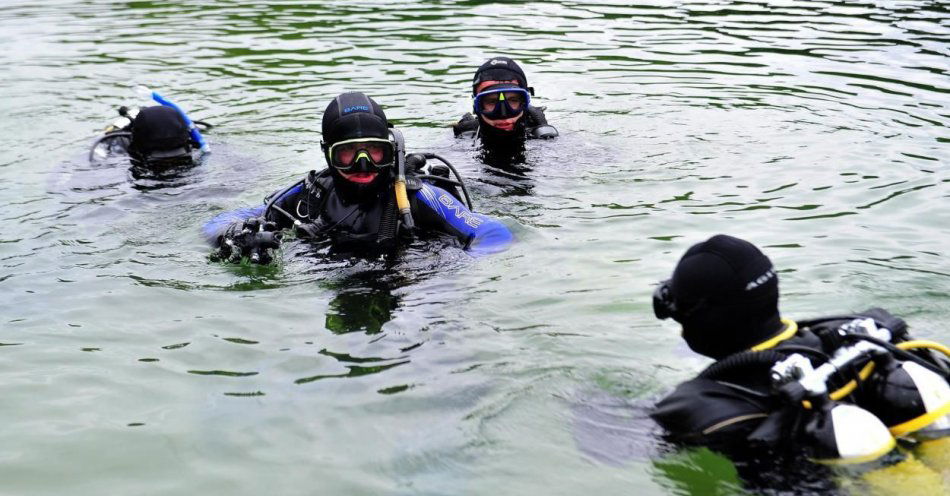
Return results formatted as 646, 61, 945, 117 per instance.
653, 279, 702, 322
221, 217, 282, 264
390, 128, 414, 231
764, 318, 950, 463
89, 105, 213, 164
406, 153, 473, 211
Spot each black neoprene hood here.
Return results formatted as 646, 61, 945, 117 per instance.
130, 105, 191, 156
472, 57, 528, 94
670, 234, 783, 359
321, 92, 389, 146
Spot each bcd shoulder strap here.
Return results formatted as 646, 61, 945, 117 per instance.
297, 169, 334, 221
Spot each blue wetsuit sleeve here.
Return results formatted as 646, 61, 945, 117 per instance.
202, 205, 265, 246
202, 183, 304, 246
413, 184, 513, 255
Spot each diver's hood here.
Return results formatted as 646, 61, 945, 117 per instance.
129, 106, 193, 161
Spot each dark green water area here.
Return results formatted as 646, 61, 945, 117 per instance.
0, 1, 947, 494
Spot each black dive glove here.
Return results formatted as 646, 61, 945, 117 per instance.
526, 107, 558, 139
453, 113, 479, 137
528, 124, 558, 139
220, 217, 282, 264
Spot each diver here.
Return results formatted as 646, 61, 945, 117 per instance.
203, 92, 513, 264
453, 57, 558, 147
89, 86, 210, 176
649, 234, 950, 493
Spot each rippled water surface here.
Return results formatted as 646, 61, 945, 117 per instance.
1, 1, 948, 494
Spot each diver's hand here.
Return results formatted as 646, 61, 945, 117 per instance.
221, 217, 282, 264
528, 124, 558, 139
294, 219, 328, 239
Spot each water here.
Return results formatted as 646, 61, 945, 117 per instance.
0, 1, 947, 494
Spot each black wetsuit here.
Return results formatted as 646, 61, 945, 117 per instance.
203, 169, 512, 255
652, 309, 915, 452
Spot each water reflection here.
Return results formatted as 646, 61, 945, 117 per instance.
286, 249, 452, 385
323, 269, 402, 335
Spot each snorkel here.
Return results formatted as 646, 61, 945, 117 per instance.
134, 85, 210, 154
390, 128, 415, 231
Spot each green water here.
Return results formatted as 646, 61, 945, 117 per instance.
0, 1, 947, 494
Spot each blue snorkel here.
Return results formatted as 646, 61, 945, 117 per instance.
134, 85, 210, 154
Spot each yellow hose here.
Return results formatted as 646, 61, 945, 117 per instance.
802, 361, 876, 408
829, 361, 877, 401
897, 340, 950, 358
394, 180, 410, 214
806, 340, 950, 408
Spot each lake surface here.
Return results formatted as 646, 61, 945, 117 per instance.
0, 1, 947, 494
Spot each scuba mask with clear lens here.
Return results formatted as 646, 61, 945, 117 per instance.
327, 138, 395, 172
473, 86, 530, 120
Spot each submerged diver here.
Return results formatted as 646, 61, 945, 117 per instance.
204, 92, 513, 264
453, 57, 558, 146
89, 86, 210, 174
650, 235, 950, 492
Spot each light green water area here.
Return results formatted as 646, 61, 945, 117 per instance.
0, 1, 947, 494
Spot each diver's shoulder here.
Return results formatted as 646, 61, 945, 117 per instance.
653, 377, 773, 444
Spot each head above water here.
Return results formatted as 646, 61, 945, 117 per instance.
320, 92, 396, 195
653, 234, 783, 359
472, 57, 528, 94
129, 106, 193, 166
472, 57, 532, 134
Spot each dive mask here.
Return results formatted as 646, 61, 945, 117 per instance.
326, 138, 395, 171
473, 84, 530, 120
652, 279, 704, 321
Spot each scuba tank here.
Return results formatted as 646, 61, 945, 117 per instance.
863, 352, 950, 438
765, 318, 950, 463
698, 316, 950, 464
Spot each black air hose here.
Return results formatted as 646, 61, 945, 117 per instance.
698, 350, 788, 381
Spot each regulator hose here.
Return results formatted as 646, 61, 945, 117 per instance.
698, 350, 787, 381
897, 340, 950, 358
843, 334, 949, 379
390, 128, 414, 231
897, 340, 950, 376
423, 153, 473, 211
263, 179, 305, 225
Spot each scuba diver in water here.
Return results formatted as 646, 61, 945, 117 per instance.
204, 91, 513, 264
649, 234, 950, 493
453, 57, 557, 154
89, 86, 210, 176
